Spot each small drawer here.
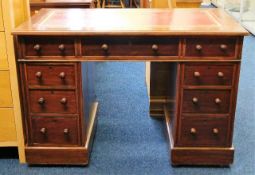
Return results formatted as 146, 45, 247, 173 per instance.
82, 36, 179, 57
182, 90, 230, 114
178, 116, 229, 147
23, 37, 75, 57
28, 90, 77, 114
0, 71, 13, 107
30, 117, 79, 146
26, 64, 76, 87
184, 37, 237, 58
183, 64, 234, 86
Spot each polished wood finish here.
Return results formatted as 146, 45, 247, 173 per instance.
13, 9, 248, 166
31, 117, 79, 146
28, 90, 77, 114
26, 63, 76, 87
13, 9, 248, 36
183, 63, 234, 86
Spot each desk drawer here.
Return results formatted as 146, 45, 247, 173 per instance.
26, 64, 76, 87
82, 37, 179, 57
31, 117, 79, 146
0, 71, 13, 107
184, 37, 237, 58
23, 37, 75, 57
183, 63, 234, 86
178, 116, 229, 147
182, 90, 231, 114
28, 90, 77, 114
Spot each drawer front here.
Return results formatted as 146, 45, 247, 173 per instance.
183, 64, 234, 86
26, 64, 76, 87
82, 37, 179, 57
0, 71, 13, 107
28, 90, 77, 114
178, 116, 229, 147
23, 37, 75, 57
182, 90, 230, 114
0, 108, 17, 142
31, 117, 78, 146
184, 37, 237, 58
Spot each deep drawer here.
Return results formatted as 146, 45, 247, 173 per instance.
82, 36, 179, 57
182, 89, 231, 114
183, 63, 234, 86
30, 116, 79, 146
28, 90, 77, 114
178, 116, 229, 147
25, 63, 76, 87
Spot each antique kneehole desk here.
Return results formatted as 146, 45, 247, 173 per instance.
12, 8, 248, 166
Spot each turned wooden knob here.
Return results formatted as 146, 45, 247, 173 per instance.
192, 97, 198, 104
213, 128, 219, 135
101, 44, 108, 51
195, 44, 202, 51
59, 72, 66, 79
60, 97, 67, 105
40, 128, 46, 134
35, 71, 42, 79
63, 128, 69, 134
215, 98, 221, 104
217, 72, 224, 78
58, 44, 65, 51
190, 128, 197, 135
33, 44, 41, 51
193, 71, 200, 77
38, 97, 45, 105
220, 44, 227, 51
152, 44, 158, 51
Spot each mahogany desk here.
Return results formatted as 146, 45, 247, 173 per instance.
13, 9, 248, 165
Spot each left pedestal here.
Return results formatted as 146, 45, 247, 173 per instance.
18, 61, 98, 165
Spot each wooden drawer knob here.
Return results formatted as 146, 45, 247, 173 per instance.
60, 97, 67, 105
101, 44, 108, 51
213, 128, 219, 135
38, 97, 45, 105
59, 72, 66, 79
193, 71, 200, 77
220, 44, 228, 51
217, 72, 224, 78
192, 97, 198, 104
58, 44, 65, 51
40, 128, 47, 134
190, 128, 197, 135
152, 44, 158, 51
215, 98, 221, 104
33, 44, 41, 51
63, 128, 69, 135
195, 44, 202, 51
35, 71, 42, 79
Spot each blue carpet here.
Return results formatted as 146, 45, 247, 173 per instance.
0, 36, 254, 175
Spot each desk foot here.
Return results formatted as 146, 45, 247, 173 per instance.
25, 102, 99, 165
